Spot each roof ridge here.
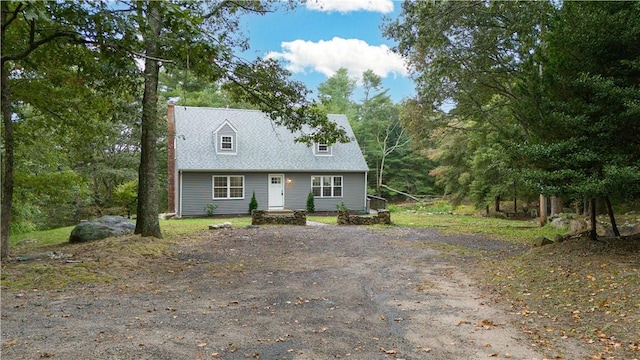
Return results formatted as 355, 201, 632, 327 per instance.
174, 106, 347, 117
175, 106, 265, 113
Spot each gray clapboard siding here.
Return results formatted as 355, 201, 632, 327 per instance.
180, 171, 366, 216
181, 172, 266, 216
285, 172, 366, 211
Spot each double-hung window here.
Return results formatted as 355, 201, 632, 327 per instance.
214, 121, 237, 154
221, 136, 233, 150
311, 175, 342, 198
314, 143, 332, 156
213, 175, 244, 199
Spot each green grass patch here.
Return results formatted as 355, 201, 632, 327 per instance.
10, 226, 76, 248
307, 215, 339, 224
161, 216, 252, 239
8, 217, 254, 249
390, 211, 564, 245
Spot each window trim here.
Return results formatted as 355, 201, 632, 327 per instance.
314, 143, 332, 156
213, 120, 238, 155
220, 135, 233, 150
311, 175, 343, 198
212, 175, 245, 200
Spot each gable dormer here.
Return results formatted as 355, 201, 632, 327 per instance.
214, 120, 238, 155
314, 142, 332, 156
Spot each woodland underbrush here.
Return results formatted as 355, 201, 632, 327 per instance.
478, 235, 640, 359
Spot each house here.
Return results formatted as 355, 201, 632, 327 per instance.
167, 104, 369, 217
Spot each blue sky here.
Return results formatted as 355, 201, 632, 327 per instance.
239, 0, 415, 103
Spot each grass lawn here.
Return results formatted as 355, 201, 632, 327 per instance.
3, 211, 638, 358
8, 217, 254, 249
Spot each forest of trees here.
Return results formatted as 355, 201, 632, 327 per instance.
385, 1, 640, 239
1, 1, 639, 257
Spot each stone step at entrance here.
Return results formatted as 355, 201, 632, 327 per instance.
266, 209, 295, 215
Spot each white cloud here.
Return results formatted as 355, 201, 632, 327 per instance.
306, 0, 394, 14
266, 37, 408, 82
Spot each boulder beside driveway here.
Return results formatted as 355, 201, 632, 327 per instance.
69, 216, 135, 243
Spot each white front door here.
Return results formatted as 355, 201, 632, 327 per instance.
268, 174, 284, 209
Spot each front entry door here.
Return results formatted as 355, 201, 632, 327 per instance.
268, 174, 284, 209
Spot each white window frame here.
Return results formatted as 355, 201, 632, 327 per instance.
314, 143, 332, 156
213, 120, 238, 155
221, 135, 233, 150
212, 175, 245, 199
311, 175, 343, 198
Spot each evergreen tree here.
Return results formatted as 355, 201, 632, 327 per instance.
249, 192, 258, 214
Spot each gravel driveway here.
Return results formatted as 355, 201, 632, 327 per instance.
2, 225, 557, 359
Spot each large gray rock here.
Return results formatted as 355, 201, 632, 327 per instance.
533, 236, 554, 247
69, 216, 135, 243
570, 219, 589, 234
550, 216, 570, 229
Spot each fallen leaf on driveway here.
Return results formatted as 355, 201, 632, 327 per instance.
2, 338, 18, 348
475, 319, 504, 329
380, 347, 397, 354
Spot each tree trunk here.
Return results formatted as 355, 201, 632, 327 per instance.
539, 194, 547, 226
589, 197, 598, 241
377, 155, 386, 196
374, 160, 380, 196
1, 2, 13, 257
494, 195, 500, 212
604, 196, 620, 237
550, 195, 557, 216
1, 61, 13, 259
134, 3, 162, 238
513, 180, 517, 213
583, 197, 589, 216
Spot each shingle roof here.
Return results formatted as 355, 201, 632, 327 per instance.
173, 106, 369, 172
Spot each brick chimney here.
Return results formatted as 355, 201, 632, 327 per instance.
167, 102, 176, 214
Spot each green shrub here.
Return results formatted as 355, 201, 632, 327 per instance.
204, 203, 218, 216
306, 192, 315, 213
113, 180, 138, 216
249, 191, 258, 214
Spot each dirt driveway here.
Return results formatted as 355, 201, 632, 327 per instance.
2, 224, 570, 359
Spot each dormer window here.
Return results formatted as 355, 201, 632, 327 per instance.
214, 120, 238, 155
221, 136, 233, 150
314, 142, 332, 156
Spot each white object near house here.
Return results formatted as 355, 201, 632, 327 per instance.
167, 104, 369, 217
